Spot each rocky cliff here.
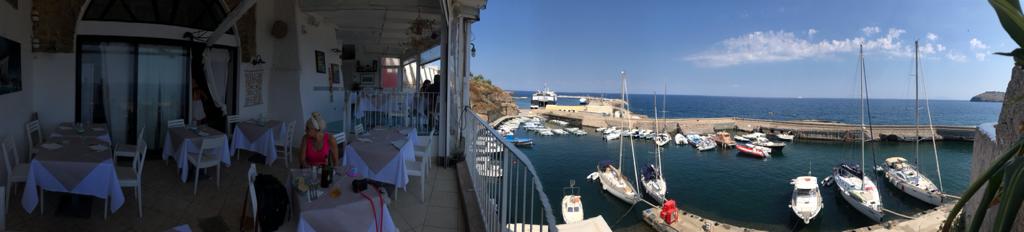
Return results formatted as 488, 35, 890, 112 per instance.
470, 76, 518, 122
970, 91, 1005, 102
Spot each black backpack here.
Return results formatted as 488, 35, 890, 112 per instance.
253, 174, 289, 231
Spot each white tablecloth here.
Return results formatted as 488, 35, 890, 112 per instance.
342, 128, 417, 188
162, 127, 231, 182
231, 121, 285, 165
292, 168, 397, 232
50, 123, 112, 143
22, 140, 124, 214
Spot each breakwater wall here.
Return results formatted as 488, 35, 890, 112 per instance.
534, 110, 976, 142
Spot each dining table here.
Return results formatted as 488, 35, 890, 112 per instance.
49, 123, 112, 143
162, 126, 231, 182
342, 128, 417, 189
22, 128, 123, 214
231, 120, 285, 165
289, 167, 397, 232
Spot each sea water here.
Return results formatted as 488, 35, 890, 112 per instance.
517, 127, 973, 231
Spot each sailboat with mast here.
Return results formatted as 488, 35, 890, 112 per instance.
595, 71, 641, 205
643, 91, 668, 204
878, 41, 944, 206
828, 45, 884, 222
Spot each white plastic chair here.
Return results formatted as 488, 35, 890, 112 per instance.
226, 115, 241, 142
2, 137, 35, 215
275, 121, 296, 167
245, 164, 258, 231
114, 126, 145, 159
24, 120, 41, 158
401, 133, 434, 203
188, 136, 225, 195
116, 140, 147, 219
167, 119, 186, 129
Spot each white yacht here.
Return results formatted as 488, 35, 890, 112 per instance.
880, 42, 945, 206
562, 180, 585, 224
880, 157, 943, 205
830, 46, 884, 222
789, 176, 823, 224
596, 71, 641, 205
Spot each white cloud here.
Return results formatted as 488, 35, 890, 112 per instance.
926, 33, 938, 41
970, 38, 989, 50
686, 27, 944, 67
946, 52, 967, 62
975, 52, 987, 61
862, 26, 881, 36
807, 29, 817, 38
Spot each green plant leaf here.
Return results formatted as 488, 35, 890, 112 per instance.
943, 137, 1024, 231
993, 157, 1024, 231
968, 168, 1005, 232
990, 0, 1024, 48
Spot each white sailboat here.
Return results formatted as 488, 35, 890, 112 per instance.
830, 45, 884, 222
789, 175, 823, 224
562, 180, 585, 224
596, 71, 641, 205
643, 92, 668, 203
879, 41, 944, 206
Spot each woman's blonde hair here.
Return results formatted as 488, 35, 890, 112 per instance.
306, 112, 326, 131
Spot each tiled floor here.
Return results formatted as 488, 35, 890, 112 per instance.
4, 150, 464, 232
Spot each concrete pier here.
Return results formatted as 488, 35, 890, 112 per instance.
527, 109, 976, 142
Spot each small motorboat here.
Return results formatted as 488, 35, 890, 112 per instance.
562, 180, 585, 224
596, 127, 607, 133
654, 133, 671, 147
604, 131, 621, 141
695, 136, 716, 151
733, 135, 750, 142
775, 132, 795, 141
553, 129, 569, 135
673, 133, 687, 145
752, 137, 786, 152
505, 135, 534, 147
736, 143, 771, 158
743, 132, 766, 140
789, 176, 823, 224
685, 134, 702, 145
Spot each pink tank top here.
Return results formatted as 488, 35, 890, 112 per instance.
305, 133, 331, 166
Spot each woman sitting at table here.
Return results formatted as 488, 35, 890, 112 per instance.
299, 112, 340, 167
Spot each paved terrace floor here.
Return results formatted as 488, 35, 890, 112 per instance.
5, 150, 465, 232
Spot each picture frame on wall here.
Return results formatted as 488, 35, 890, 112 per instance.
0, 35, 22, 96
315, 50, 326, 73
329, 63, 341, 84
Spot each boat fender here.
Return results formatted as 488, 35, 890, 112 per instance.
661, 200, 678, 224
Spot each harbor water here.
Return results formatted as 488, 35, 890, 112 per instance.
515, 126, 973, 231
513, 91, 1002, 126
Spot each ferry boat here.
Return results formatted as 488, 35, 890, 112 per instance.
789, 176, 824, 224
530, 85, 558, 109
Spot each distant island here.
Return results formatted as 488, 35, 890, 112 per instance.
971, 91, 1005, 102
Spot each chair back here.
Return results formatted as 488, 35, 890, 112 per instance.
246, 164, 258, 224
199, 136, 226, 159
24, 120, 41, 150
136, 126, 145, 145
226, 115, 241, 138
167, 119, 186, 129
333, 133, 346, 145
354, 124, 365, 135
134, 141, 149, 180
1, 137, 16, 177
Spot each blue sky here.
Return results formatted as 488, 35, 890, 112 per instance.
469, 0, 1016, 100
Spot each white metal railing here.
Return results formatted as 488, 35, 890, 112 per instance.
342, 90, 439, 134
464, 109, 558, 231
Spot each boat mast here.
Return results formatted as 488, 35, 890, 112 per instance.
859, 45, 866, 180
619, 72, 626, 171
919, 47, 945, 192
626, 74, 640, 193
915, 41, 921, 165
654, 91, 662, 175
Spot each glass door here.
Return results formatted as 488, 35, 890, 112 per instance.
137, 45, 188, 147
